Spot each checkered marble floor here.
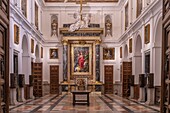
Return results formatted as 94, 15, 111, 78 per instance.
9, 92, 160, 113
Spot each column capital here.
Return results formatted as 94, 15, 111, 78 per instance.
95, 40, 101, 45
62, 40, 68, 45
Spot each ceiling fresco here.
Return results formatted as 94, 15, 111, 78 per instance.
44, 0, 118, 2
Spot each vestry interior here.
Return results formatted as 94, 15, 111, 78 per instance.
0, 0, 169, 113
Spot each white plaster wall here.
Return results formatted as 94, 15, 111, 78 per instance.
9, 0, 162, 88
118, 0, 162, 86
43, 44, 63, 83
10, 0, 44, 85
42, 6, 122, 40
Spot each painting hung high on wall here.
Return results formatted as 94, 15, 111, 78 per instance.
145, 24, 150, 44
71, 44, 92, 76
103, 48, 115, 60
14, 24, 19, 44
50, 48, 58, 59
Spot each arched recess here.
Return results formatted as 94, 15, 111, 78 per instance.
153, 16, 162, 86
35, 44, 40, 62
124, 44, 128, 59
133, 34, 142, 84
22, 35, 30, 84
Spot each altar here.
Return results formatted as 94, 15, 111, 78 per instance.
60, 24, 104, 93
61, 80, 103, 93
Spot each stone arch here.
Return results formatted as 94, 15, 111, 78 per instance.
152, 13, 162, 86
133, 34, 142, 84
35, 44, 40, 62
135, 34, 142, 54
22, 35, 29, 55
22, 34, 30, 84
35, 44, 39, 58
154, 15, 162, 46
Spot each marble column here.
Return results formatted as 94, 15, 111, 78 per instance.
138, 87, 146, 102
17, 87, 26, 102
63, 40, 68, 81
145, 88, 155, 105
95, 40, 101, 81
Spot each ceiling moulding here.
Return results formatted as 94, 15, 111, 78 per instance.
44, 0, 118, 2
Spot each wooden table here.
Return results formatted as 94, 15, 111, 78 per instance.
71, 90, 91, 106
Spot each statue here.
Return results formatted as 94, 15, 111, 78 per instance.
51, 19, 57, 36
83, 14, 91, 28
105, 19, 112, 37
69, 12, 91, 32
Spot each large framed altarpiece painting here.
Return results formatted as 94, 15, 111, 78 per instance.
71, 44, 92, 77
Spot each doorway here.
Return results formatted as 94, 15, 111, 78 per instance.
104, 65, 114, 94
50, 65, 59, 94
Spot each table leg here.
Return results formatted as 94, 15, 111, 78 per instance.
73, 94, 75, 106
87, 93, 89, 106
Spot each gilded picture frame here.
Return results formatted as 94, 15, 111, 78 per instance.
71, 44, 92, 76
14, 24, 19, 44
50, 48, 58, 59
145, 24, 150, 44
103, 48, 115, 60
31, 39, 34, 53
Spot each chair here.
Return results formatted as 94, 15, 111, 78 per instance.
75, 77, 87, 90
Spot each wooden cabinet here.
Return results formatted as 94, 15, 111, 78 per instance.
104, 65, 113, 94
161, 0, 170, 112
121, 62, 132, 97
0, 0, 9, 112
50, 65, 59, 94
33, 63, 43, 97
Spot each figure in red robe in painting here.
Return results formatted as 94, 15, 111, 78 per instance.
78, 52, 85, 69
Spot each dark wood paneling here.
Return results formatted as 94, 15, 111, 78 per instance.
0, 0, 9, 112
33, 63, 43, 97
50, 65, 59, 94
122, 62, 132, 97
161, 0, 170, 112
104, 65, 113, 94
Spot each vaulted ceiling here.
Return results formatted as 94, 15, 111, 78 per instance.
44, 0, 119, 2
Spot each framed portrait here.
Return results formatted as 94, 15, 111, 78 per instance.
103, 48, 115, 60
71, 44, 92, 76
31, 39, 34, 53
120, 47, 122, 58
41, 47, 43, 58
50, 48, 58, 59
145, 24, 150, 44
129, 38, 132, 53
14, 24, 19, 44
